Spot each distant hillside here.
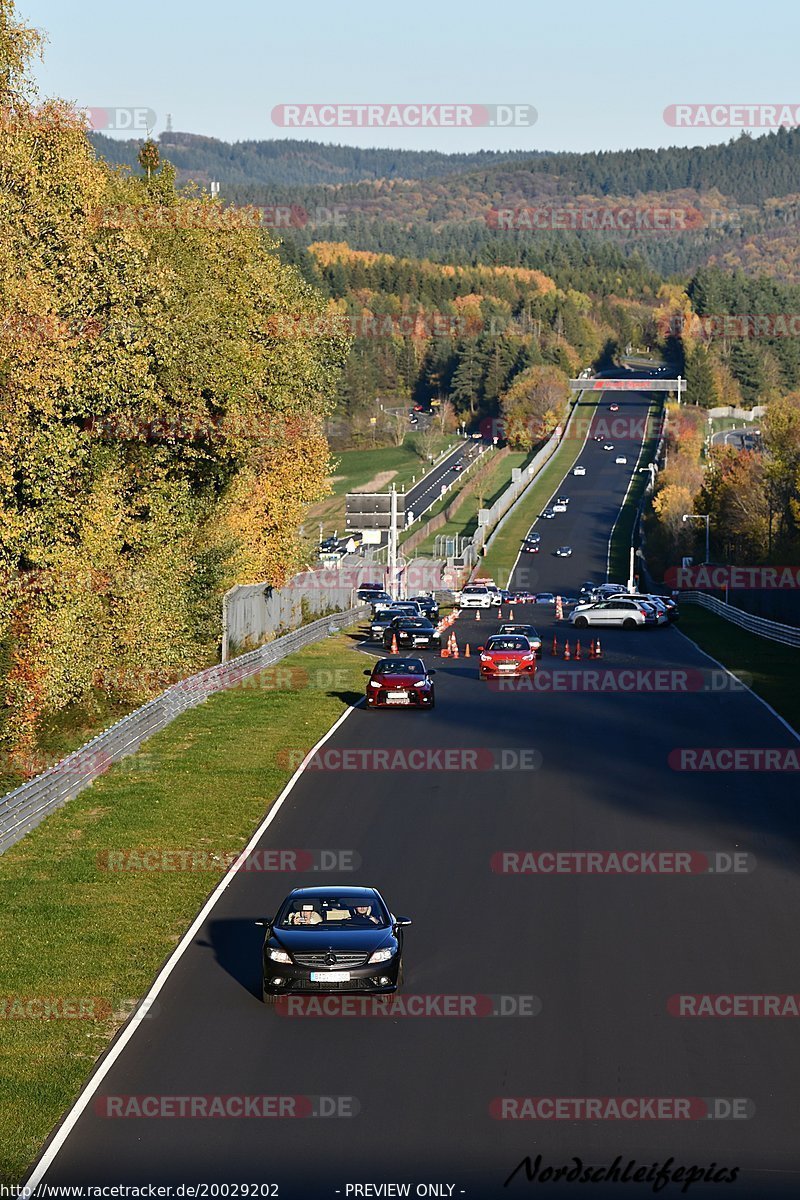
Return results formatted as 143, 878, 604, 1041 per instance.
89, 129, 800, 282
88, 132, 541, 186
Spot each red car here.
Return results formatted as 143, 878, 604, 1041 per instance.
364, 657, 436, 709
478, 635, 537, 679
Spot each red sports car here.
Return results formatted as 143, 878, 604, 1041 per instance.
478, 635, 537, 679
364, 657, 436, 709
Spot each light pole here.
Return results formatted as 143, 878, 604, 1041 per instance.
682, 513, 710, 562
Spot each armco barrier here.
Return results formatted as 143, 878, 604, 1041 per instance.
0, 606, 366, 856
680, 591, 800, 648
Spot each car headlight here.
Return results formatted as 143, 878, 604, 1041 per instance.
368, 947, 395, 964
369, 680, 381, 688
480, 654, 492, 662
268, 948, 292, 963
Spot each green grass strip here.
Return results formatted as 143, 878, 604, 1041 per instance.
678, 606, 800, 736
0, 627, 368, 1184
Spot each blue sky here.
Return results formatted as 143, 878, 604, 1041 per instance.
24, 0, 800, 153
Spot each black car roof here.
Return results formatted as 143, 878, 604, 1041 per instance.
288, 886, 379, 899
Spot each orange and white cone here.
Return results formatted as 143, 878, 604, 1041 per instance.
497, 608, 502, 619
594, 638, 602, 659
390, 633, 399, 654
575, 640, 581, 661
465, 643, 471, 657
588, 638, 596, 660
475, 610, 481, 620
563, 639, 571, 661
450, 631, 459, 659
508, 609, 514, 621
551, 635, 558, 657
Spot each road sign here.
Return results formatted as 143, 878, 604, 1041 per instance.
345, 491, 406, 532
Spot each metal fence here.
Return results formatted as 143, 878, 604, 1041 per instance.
679, 592, 800, 647
0, 606, 366, 857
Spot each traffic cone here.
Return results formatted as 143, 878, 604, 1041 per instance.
563, 639, 571, 661
588, 638, 596, 660
465, 643, 471, 657
595, 638, 602, 659
450, 632, 459, 659
508, 609, 515, 621
390, 633, 399, 654
497, 608, 502, 619
575, 640, 581, 661
440, 639, 450, 657
551, 634, 558, 656
475, 610, 481, 620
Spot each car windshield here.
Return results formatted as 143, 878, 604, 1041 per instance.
375, 658, 426, 675
487, 637, 529, 652
277, 894, 390, 929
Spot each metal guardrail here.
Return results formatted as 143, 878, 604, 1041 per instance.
0, 606, 367, 856
679, 592, 800, 647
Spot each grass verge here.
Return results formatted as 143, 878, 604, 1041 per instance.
0, 626, 367, 1184
309, 433, 455, 532
679, 606, 800, 734
480, 395, 601, 585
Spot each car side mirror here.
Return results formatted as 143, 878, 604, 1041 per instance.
363, 668, 372, 675
254, 920, 271, 930
427, 669, 436, 676
477, 646, 484, 653
394, 917, 412, 928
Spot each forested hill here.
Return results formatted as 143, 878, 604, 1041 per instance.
88, 134, 541, 186
90, 128, 800, 205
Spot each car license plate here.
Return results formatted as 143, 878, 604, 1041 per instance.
387, 691, 410, 702
498, 663, 517, 670
413, 637, 428, 646
310, 971, 351, 983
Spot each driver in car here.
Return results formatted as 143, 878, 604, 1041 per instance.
352, 904, 381, 925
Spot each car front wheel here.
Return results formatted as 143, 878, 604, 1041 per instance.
574, 615, 589, 629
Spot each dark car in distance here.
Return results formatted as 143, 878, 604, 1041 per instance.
259, 886, 411, 1001
383, 617, 440, 652
408, 594, 440, 621
364, 657, 436, 709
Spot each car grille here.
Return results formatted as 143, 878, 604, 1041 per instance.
293, 953, 370, 968
285, 977, 380, 991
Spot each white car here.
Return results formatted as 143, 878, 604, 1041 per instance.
573, 465, 586, 476
552, 503, 568, 513
615, 456, 628, 465
570, 598, 649, 630
457, 584, 493, 609
555, 546, 573, 557
603, 444, 614, 451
